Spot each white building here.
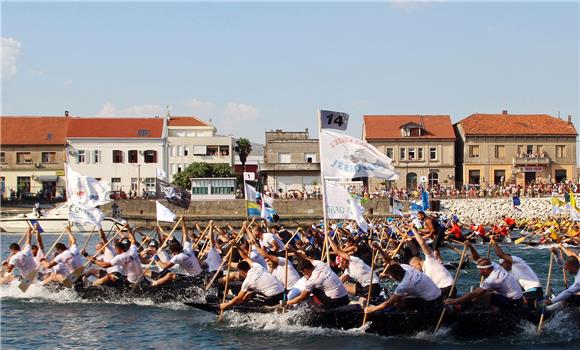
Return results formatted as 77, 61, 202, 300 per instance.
167, 116, 234, 180
67, 117, 165, 195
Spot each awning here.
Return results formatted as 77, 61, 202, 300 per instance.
34, 175, 58, 182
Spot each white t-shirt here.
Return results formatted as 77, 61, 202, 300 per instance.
156, 249, 170, 270
204, 247, 222, 272
53, 244, 83, 275
552, 269, 580, 303
270, 257, 300, 288
508, 256, 541, 291
395, 264, 441, 301
481, 262, 523, 300
304, 260, 348, 299
344, 256, 379, 287
292, 276, 307, 291
250, 247, 268, 269
101, 244, 123, 274
423, 254, 454, 289
260, 233, 285, 252
109, 244, 143, 283
241, 262, 285, 297
8, 245, 37, 276
33, 248, 46, 273
170, 241, 202, 277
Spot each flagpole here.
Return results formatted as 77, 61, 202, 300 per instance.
243, 177, 249, 222
317, 109, 331, 264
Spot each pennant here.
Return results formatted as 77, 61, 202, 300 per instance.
320, 130, 399, 180
156, 179, 191, 209
244, 183, 261, 217
156, 168, 167, 178
66, 164, 111, 208
68, 204, 104, 227
260, 193, 277, 222
570, 190, 577, 210
156, 201, 176, 223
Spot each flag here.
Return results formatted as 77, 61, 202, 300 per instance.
156, 201, 176, 223
244, 183, 261, 217
29, 219, 44, 233
512, 196, 521, 206
421, 189, 430, 210
324, 181, 368, 232
320, 130, 399, 180
260, 193, 277, 222
65, 164, 111, 208
410, 201, 423, 212
570, 190, 577, 210
68, 203, 104, 227
392, 198, 404, 216
156, 179, 191, 209
156, 168, 166, 178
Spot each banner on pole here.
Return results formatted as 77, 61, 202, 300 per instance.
66, 164, 112, 208
156, 179, 191, 209
324, 181, 368, 232
320, 110, 349, 130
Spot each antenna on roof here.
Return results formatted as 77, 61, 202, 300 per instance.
165, 105, 171, 120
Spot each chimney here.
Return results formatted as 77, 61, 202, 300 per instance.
502, 110, 508, 115
64, 110, 69, 117
568, 114, 573, 124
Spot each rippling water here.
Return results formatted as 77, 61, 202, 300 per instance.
1, 231, 578, 349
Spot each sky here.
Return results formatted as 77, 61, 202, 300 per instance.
2, 1, 579, 160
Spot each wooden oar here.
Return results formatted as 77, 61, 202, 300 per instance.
559, 249, 568, 288
18, 226, 68, 292
283, 228, 302, 304
537, 251, 554, 334
361, 247, 378, 327
136, 217, 183, 281
218, 244, 235, 322
434, 244, 468, 332
380, 231, 409, 275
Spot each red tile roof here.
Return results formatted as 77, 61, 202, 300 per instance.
459, 114, 577, 136
363, 115, 455, 140
1, 116, 69, 145
168, 116, 210, 127
67, 118, 163, 138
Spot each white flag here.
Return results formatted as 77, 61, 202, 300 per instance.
156, 201, 176, 223
66, 164, 111, 208
244, 183, 258, 201
320, 130, 399, 180
68, 203, 104, 227
156, 168, 166, 178
324, 181, 368, 232
392, 198, 404, 216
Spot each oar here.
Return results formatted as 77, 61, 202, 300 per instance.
559, 249, 568, 288
361, 246, 379, 327
136, 217, 183, 281
218, 244, 235, 322
380, 231, 409, 275
537, 251, 554, 334
434, 244, 468, 332
283, 228, 302, 305
18, 226, 68, 292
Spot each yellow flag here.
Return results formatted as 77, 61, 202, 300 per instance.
551, 196, 565, 207
571, 190, 577, 210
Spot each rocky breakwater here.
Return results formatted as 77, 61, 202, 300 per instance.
440, 197, 553, 224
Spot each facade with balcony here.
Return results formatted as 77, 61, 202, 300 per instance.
262, 129, 321, 193
363, 115, 456, 190
455, 112, 578, 186
167, 116, 234, 180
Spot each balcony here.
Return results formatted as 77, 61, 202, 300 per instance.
512, 155, 551, 166
261, 162, 321, 172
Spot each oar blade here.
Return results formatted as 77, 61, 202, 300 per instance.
63, 266, 84, 288
18, 270, 37, 293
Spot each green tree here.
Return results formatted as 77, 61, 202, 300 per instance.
172, 162, 232, 188
234, 138, 253, 173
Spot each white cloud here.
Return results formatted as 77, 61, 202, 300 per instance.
223, 102, 259, 122
1, 37, 22, 79
97, 102, 166, 117
184, 98, 216, 116
63, 79, 73, 86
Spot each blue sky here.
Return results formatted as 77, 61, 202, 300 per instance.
2, 1, 579, 158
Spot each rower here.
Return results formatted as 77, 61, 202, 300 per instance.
31, 224, 46, 276
544, 248, 580, 310
40, 226, 83, 285
416, 211, 444, 259
219, 243, 286, 311
444, 242, 523, 310
287, 250, 350, 309
366, 243, 442, 314
254, 226, 285, 257
502, 215, 517, 231
446, 216, 464, 242
491, 237, 542, 305
409, 228, 455, 297
251, 242, 301, 297
0, 227, 36, 285
327, 235, 381, 302
84, 228, 124, 286
151, 220, 203, 287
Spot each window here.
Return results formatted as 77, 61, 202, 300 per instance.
305, 153, 316, 163
177, 146, 183, 157
556, 145, 566, 158
113, 150, 124, 163
144, 178, 156, 193
219, 146, 229, 156
177, 166, 182, 173
468, 170, 480, 185
536, 145, 543, 154
128, 150, 138, 163
111, 178, 122, 191
429, 147, 437, 161
0, 152, 5, 163
494, 170, 505, 185
144, 150, 157, 163
131, 178, 138, 191
16, 152, 32, 163
17, 176, 31, 192
526, 145, 534, 155
494, 145, 505, 159
386, 148, 394, 159
191, 179, 210, 195
279, 153, 291, 163
93, 150, 101, 163
193, 145, 207, 155
41, 152, 56, 163
517, 145, 524, 155
428, 172, 439, 187
210, 178, 236, 195
400, 147, 406, 160
137, 129, 151, 137
408, 147, 416, 160
417, 147, 423, 160
468, 145, 479, 158
206, 146, 219, 156
184, 147, 189, 156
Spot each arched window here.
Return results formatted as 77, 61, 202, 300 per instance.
428, 172, 439, 187
406, 172, 417, 189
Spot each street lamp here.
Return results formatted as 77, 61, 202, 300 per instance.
137, 164, 141, 195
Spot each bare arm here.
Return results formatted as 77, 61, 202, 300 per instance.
66, 226, 77, 246
35, 227, 44, 251
365, 293, 402, 314
412, 227, 432, 257
465, 241, 481, 261
328, 236, 350, 260
491, 238, 512, 263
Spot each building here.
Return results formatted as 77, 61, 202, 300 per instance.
166, 116, 234, 180
363, 115, 456, 189
67, 117, 165, 195
0, 116, 69, 199
234, 141, 263, 176
261, 129, 321, 193
454, 112, 578, 186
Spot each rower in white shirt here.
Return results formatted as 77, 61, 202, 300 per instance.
84, 228, 125, 286
40, 226, 83, 285
0, 227, 37, 285
544, 246, 580, 310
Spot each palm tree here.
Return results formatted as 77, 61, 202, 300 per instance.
234, 138, 253, 173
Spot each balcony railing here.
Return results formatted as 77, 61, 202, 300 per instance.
512, 155, 550, 165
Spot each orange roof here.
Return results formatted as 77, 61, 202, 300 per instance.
168, 116, 210, 127
363, 115, 455, 140
459, 114, 577, 136
67, 117, 163, 138
1, 116, 69, 145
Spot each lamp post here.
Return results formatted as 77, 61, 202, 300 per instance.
137, 164, 141, 196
